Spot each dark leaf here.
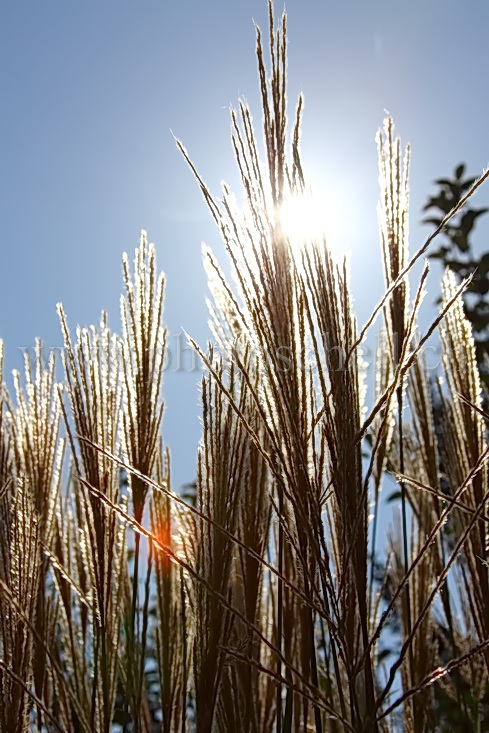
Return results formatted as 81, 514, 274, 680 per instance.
460, 176, 478, 194
455, 163, 466, 180
422, 216, 444, 228
423, 192, 454, 214
460, 208, 489, 236
478, 252, 489, 275
466, 278, 489, 296
434, 178, 454, 187
451, 233, 469, 252
377, 648, 393, 664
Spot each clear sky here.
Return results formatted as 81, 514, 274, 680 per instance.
1, 0, 489, 490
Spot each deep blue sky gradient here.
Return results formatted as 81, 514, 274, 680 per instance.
2, 0, 489, 488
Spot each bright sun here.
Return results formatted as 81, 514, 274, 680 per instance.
278, 191, 347, 257
279, 193, 326, 244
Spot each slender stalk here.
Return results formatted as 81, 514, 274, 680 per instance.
181, 566, 187, 733
136, 541, 153, 728
132, 532, 141, 732
276, 483, 284, 733
397, 385, 414, 689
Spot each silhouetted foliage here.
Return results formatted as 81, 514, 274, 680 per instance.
424, 163, 489, 377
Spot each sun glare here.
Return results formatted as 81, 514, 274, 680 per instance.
279, 193, 326, 244
279, 191, 347, 257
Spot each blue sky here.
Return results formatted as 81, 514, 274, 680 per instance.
1, 0, 489, 489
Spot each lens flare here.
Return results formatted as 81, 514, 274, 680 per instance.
154, 522, 173, 575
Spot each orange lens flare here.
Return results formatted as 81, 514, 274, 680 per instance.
154, 522, 172, 575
